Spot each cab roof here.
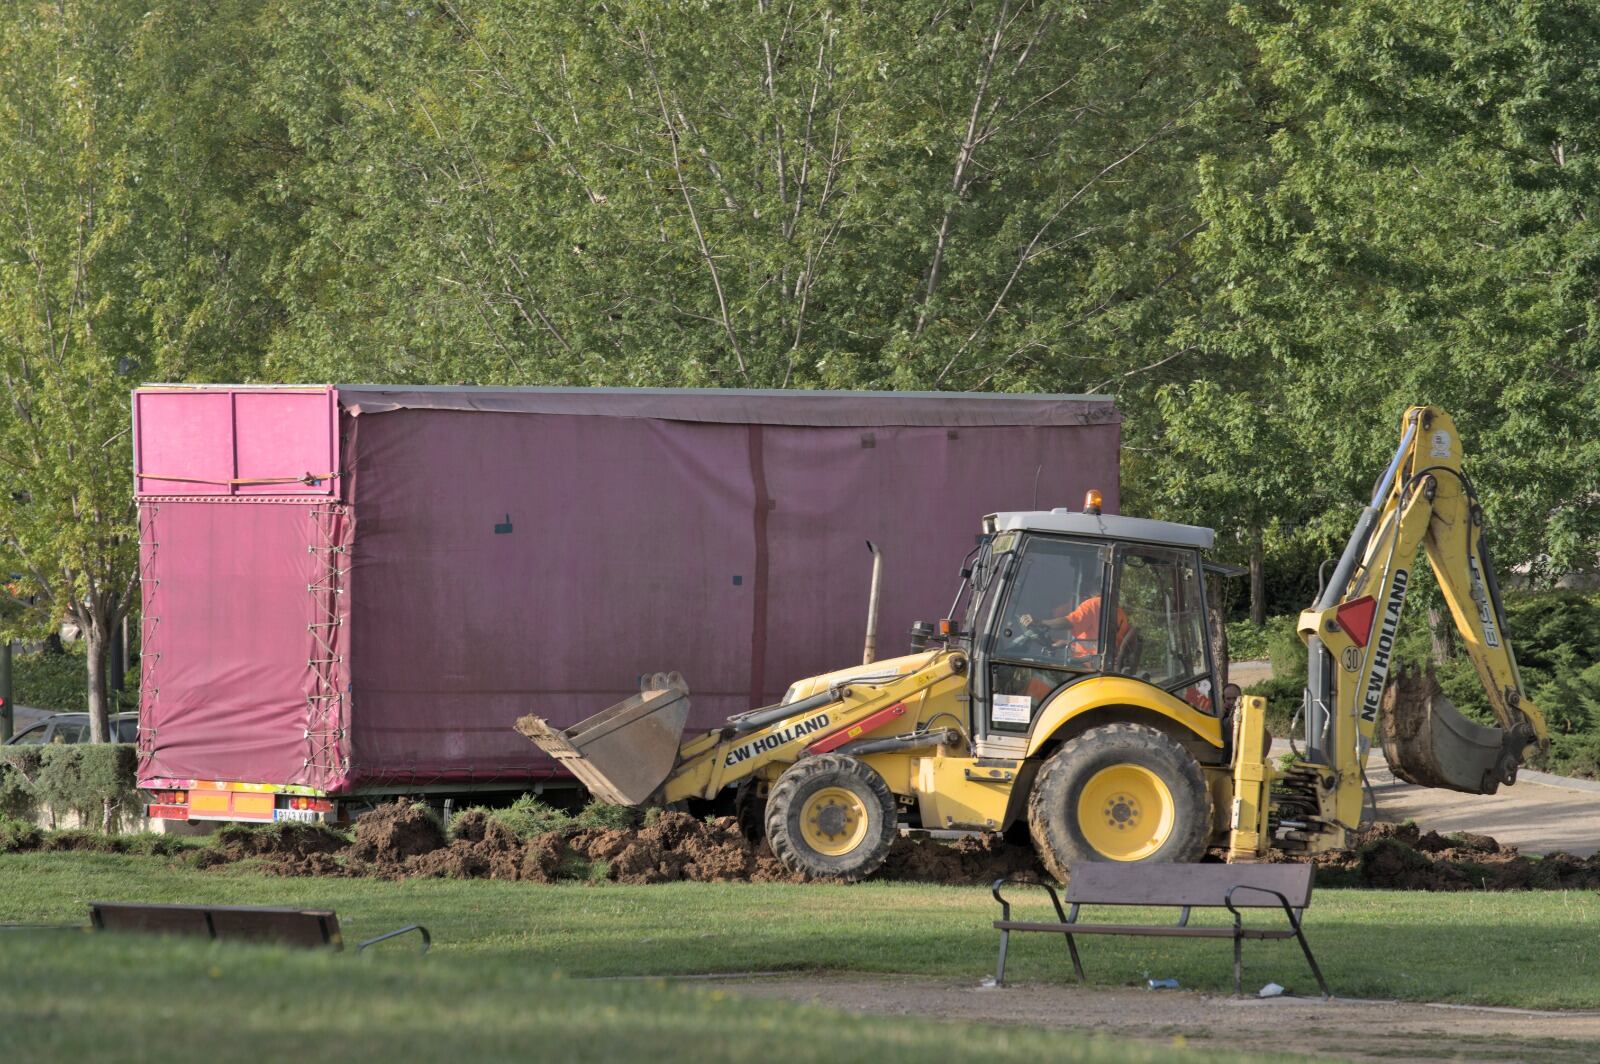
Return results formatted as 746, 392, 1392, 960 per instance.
989, 509, 1214, 550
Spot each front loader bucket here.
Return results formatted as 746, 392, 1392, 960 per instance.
515, 673, 691, 806
1379, 665, 1524, 795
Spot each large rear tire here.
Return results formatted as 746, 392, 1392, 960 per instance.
765, 754, 897, 882
1027, 722, 1211, 882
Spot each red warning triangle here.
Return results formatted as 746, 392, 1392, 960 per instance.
1335, 596, 1378, 648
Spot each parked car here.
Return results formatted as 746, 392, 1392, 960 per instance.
5, 712, 138, 745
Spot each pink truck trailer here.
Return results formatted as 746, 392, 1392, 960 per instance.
133, 385, 1120, 824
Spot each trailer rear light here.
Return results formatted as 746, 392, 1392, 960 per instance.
283, 796, 332, 813
153, 790, 188, 805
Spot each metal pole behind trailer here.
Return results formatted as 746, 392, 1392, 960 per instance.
0, 639, 13, 741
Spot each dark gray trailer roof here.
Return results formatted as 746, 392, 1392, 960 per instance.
333, 385, 1118, 428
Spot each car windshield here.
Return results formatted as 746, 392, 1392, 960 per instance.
115, 718, 139, 742
9, 723, 48, 745
50, 722, 87, 744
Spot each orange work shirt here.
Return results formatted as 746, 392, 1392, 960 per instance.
1053, 596, 1131, 655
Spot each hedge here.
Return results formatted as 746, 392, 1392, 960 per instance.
0, 744, 141, 832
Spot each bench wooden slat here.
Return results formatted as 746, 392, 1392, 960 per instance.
1064, 863, 1313, 909
91, 902, 342, 949
995, 920, 1295, 940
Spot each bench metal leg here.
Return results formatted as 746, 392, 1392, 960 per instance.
1292, 922, 1331, 998
995, 928, 1010, 987
1233, 929, 1243, 996
1063, 931, 1085, 983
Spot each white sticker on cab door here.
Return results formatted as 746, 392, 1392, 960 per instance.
993, 694, 1033, 724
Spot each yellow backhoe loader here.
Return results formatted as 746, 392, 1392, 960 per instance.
518, 406, 1548, 881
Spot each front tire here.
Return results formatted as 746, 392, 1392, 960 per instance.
765, 754, 897, 882
1028, 722, 1212, 882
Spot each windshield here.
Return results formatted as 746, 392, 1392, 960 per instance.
991, 537, 1110, 671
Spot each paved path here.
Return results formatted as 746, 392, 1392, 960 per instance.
701, 974, 1600, 1064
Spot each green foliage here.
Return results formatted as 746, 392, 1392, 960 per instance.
1225, 620, 1271, 661
0, 743, 140, 829
1429, 591, 1600, 777
11, 646, 138, 713
476, 794, 645, 840
0, 815, 40, 852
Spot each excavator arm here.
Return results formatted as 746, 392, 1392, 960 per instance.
1293, 407, 1547, 841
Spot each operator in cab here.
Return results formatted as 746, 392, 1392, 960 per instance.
1019, 595, 1131, 663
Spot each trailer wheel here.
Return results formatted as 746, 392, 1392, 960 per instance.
765, 754, 897, 882
1028, 722, 1211, 882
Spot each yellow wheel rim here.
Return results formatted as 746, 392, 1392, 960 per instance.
1076, 764, 1175, 861
798, 786, 871, 857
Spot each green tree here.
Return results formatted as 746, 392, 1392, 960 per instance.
1184, 1, 1600, 585
0, 0, 151, 741
252, 0, 1247, 398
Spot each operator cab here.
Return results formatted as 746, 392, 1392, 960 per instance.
959, 494, 1220, 745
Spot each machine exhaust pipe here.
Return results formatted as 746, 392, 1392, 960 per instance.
863, 540, 883, 664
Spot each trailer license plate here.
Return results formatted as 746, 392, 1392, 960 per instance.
275, 808, 319, 823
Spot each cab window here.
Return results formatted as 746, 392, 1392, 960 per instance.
984, 537, 1108, 732
1110, 546, 1214, 709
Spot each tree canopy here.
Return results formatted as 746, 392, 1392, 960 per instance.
1, 1, 1597, 734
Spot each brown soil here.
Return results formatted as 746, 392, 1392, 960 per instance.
242, 803, 1046, 885
1278, 821, 1600, 891
207, 799, 1600, 890
346, 801, 447, 864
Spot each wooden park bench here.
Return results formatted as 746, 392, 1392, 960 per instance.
89, 901, 430, 954
991, 863, 1329, 997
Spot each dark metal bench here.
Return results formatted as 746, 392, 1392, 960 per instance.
992, 863, 1328, 996
89, 901, 430, 954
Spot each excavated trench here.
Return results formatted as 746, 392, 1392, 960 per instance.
182, 802, 1600, 890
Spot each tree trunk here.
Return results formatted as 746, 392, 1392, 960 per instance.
1249, 526, 1267, 627
1427, 607, 1454, 664
85, 613, 111, 743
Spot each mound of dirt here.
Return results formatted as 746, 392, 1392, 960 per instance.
226, 803, 1600, 890
1290, 821, 1600, 890
400, 809, 528, 881
250, 803, 1050, 886
880, 832, 1045, 884
345, 801, 447, 864
210, 822, 348, 861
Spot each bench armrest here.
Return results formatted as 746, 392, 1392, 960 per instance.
992, 878, 1073, 925
1223, 884, 1301, 928
356, 924, 431, 955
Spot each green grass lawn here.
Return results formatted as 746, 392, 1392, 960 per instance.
3, 852, 1597, 1062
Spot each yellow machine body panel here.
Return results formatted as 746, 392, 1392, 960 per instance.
1024, 675, 1225, 758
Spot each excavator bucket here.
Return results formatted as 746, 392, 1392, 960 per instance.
1379, 665, 1523, 795
515, 673, 691, 806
